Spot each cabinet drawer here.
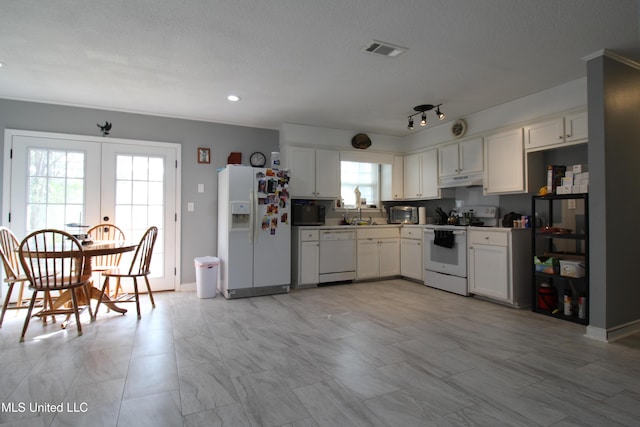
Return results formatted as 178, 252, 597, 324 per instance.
469, 230, 508, 246
357, 227, 400, 240
300, 229, 319, 241
401, 227, 423, 239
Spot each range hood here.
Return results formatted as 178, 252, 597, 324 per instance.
439, 173, 484, 188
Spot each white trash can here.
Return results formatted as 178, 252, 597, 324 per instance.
194, 256, 219, 298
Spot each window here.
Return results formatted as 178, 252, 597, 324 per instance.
340, 161, 379, 207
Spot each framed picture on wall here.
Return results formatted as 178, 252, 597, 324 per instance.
198, 147, 211, 164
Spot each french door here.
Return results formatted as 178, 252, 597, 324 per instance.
3, 130, 179, 293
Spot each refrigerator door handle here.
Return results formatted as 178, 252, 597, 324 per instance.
249, 189, 255, 242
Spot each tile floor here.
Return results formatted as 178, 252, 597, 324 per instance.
1, 279, 640, 427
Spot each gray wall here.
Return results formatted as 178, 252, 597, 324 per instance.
0, 99, 279, 284
587, 55, 640, 331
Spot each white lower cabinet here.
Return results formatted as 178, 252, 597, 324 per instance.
400, 227, 423, 281
292, 228, 320, 288
356, 227, 400, 280
468, 228, 531, 307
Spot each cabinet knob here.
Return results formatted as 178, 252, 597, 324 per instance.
485, 236, 489, 240
558, 135, 563, 139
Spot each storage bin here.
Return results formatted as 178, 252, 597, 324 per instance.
559, 260, 585, 278
534, 256, 558, 274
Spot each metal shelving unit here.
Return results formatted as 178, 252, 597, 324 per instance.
532, 193, 588, 325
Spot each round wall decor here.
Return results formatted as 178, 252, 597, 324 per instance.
451, 119, 467, 138
351, 133, 372, 149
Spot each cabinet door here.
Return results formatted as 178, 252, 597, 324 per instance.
565, 111, 588, 143
378, 238, 400, 277
484, 128, 525, 194
314, 149, 340, 198
288, 147, 316, 197
459, 138, 483, 174
357, 239, 379, 279
403, 153, 421, 199
438, 144, 459, 177
469, 244, 509, 300
299, 241, 320, 285
420, 149, 439, 199
400, 238, 422, 280
392, 155, 404, 199
524, 118, 564, 150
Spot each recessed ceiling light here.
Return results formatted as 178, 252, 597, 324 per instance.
227, 94, 240, 102
0, 62, 6, 68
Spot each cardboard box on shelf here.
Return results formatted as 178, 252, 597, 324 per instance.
575, 172, 589, 180
561, 177, 573, 186
556, 185, 573, 194
572, 164, 588, 174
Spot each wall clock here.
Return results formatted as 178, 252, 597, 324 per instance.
451, 119, 467, 139
250, 151, 266, 167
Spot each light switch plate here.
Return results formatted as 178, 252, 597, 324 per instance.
187, 202, 195, 212
198, 184, 204, 193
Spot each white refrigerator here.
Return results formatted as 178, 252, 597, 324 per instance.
217, 165, 291, 298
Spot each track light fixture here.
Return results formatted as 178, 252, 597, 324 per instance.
407, 103, 445, 130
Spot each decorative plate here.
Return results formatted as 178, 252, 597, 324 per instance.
451, 119, 467, 138
351, 133, 372, 149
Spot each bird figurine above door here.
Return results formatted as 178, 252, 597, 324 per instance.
97, 121, 112, 137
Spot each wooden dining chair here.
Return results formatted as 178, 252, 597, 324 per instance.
0, 227, 32, 327
95, 226, 158, 319
18, 229, 92, 342
87, 224, 126, 296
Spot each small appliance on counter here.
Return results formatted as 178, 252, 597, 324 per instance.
387, 206, 418, 224
292, 204, 325, 226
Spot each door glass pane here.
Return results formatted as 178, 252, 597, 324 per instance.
25, 148, 85, 234
115, 154, 165, 278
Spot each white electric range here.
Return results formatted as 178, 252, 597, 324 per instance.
423, 206, 498, 295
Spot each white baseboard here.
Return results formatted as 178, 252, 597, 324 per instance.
180, 282, 196, 292
586, 319, 640, 342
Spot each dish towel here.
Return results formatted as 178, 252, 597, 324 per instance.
434, 230, 455, 248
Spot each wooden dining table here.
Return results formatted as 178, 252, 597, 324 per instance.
46, 240, 138, 318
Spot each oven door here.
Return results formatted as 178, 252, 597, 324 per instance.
423, 228, 467, 277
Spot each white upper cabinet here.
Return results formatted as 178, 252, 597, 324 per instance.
484, 128, 544, 195
484, 128, 525, 194
285, 147, 340, 199
380, 155, 404, 201
314, 149, 340, 198
565, 111, 588, 143
524, 111, 588, 151
439, 138, 483, 177
403, 149, 439, 200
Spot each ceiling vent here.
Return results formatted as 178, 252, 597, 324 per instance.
362, 40, 407, 57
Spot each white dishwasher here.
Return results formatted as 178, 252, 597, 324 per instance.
319, 229, 357, 283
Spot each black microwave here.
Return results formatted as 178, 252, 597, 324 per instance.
293, 205, 326, 226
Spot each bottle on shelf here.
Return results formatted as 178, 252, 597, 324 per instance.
578, 292, 587, 319
563, 288, 573, 316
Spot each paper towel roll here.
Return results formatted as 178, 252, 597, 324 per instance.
418, 207, 427, 224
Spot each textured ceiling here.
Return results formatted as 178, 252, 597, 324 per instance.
0, 0, 639, 137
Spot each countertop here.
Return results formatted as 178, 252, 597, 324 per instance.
293, 224, 531, 231
293, 224, 401, 230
